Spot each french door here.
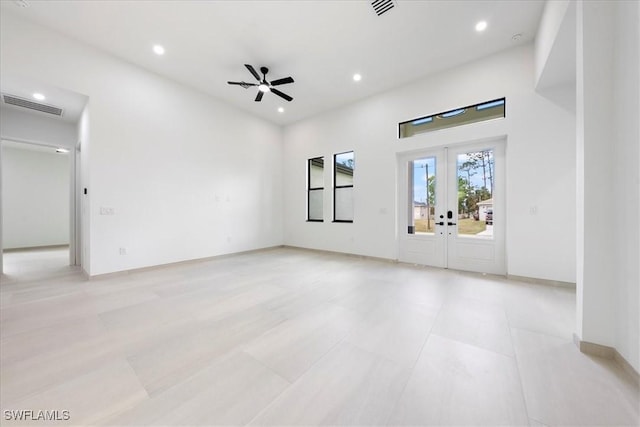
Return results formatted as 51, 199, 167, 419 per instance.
398, 139, 505, 275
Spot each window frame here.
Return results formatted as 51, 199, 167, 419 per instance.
307, 156, 324, 222
333, 151, 354, 223
398, 97, 506, 139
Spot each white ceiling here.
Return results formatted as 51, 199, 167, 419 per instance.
1, 0, 545, 126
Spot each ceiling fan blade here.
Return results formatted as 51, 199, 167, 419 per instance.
255, 91, 264, 102
245, 64, 261, 81
270, 76, 294, 86
271, 88, 293, 102
228, 81, 257, 89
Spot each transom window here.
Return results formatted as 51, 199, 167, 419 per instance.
399, 98, 505, 139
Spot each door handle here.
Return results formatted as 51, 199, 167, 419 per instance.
448, 222, 457, 226
435, 222, 445, 226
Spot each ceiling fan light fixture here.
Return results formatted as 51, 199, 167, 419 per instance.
229, 64, 294, 102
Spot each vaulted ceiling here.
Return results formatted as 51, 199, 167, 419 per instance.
1, 0, 545, 125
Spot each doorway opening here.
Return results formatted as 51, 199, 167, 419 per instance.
1, 139, 78, 281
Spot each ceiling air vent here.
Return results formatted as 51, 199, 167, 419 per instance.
371, 0, 395, 16
2, 94, 64, 117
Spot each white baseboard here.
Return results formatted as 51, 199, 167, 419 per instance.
573, 334, 639, 385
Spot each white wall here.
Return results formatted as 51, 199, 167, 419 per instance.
534, 0, 576, 113
0, 107, 77, 148
575, 0, 639, 372
1, 11, 284, 275
535, 0, 571, 87
1, 145, 70, 249
283, 43, 576, 283
78, 105, 90, 273
576, 0, 616, 349
612, 0, 639, 372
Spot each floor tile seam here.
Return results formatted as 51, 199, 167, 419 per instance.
127, 350, 286, 424
0, 285, 90, 312
94, 293, 193, 326
0, 290, 87, 308
277, 331, 351, 381
104, 357, 153, 423
1, 354, 147, 411
241, 332, 358, 425
241, 351, 308, 427
124, 348, 231, 400
0, 310, 102, 343
0, 279, 83, 292
506, 320, 533, 423
429, 303, 515, 358
428, 332, 517, 360
382, 292, 446, 316
0, 331, 117, 372
243, 320, 408, 425
239, 350, 294, 387
119, 317, 262, 358
381, 303, 439, 427
443, 290, 512, 321
528, 416, 549, 426
245, 310, 354, 351
508, 325, 574, 344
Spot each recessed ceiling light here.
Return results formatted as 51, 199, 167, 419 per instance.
56, 148, 70, 153
475, 21, 488, 32
277, 107, 284, 113
353, 73, 362, 82
32, 93, 45, 101
153, 44, 165, 55
258, 84, 270, 93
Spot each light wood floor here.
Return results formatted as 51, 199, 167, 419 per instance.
1, 247, 638, 426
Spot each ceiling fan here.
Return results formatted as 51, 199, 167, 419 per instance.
227, 64, 294, 102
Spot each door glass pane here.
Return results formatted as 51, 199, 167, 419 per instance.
456, 149, 494, 237
412, 157, 436, 234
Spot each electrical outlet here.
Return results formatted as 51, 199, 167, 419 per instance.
119, 247, 127, 255
529, 206, 538, 215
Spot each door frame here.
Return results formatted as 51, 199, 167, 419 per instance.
0, 137, 81, 273
396, 135, 507, 275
